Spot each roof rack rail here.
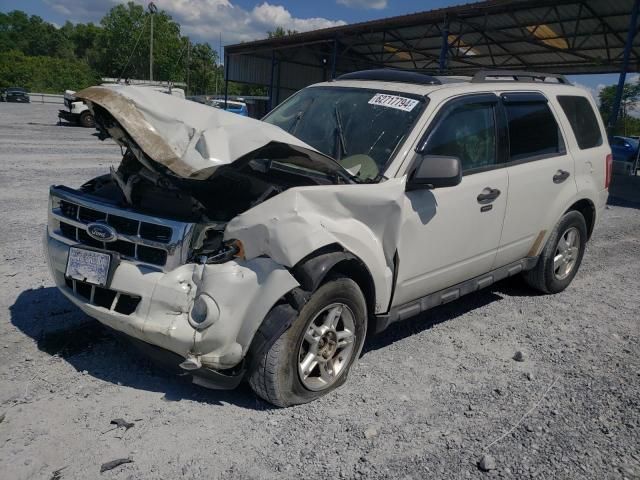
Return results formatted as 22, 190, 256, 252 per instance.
471, 70, 571, 85
336, 69, 441, 85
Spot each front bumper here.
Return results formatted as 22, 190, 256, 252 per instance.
125, 336, 244, 390
58, 110, 79, 123
45, 231, 299, 377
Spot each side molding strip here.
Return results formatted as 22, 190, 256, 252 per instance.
374, 257, 538, 333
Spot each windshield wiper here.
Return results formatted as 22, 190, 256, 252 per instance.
289, 111, 305, 134
333, 103, 348, 161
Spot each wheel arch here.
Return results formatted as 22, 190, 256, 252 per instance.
244, 245, 377, 377
565, 198, 596, 239
291, 244, 377, 323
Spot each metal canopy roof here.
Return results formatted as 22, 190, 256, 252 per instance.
224, 0, 638, 105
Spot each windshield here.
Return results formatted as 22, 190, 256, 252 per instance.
262, 86, 426, 181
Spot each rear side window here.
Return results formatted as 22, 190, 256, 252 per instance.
557, 95, 603, 149
505, 102, 564, 161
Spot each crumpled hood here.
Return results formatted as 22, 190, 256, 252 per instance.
76, 85, 320, 179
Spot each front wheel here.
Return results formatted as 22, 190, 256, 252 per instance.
80, 110, 95, 128
249, 276, 367, 407
523, 211, 587, 294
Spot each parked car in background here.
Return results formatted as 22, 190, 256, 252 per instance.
1, 87, 30, 103
611, 136, 639, 175
208, 99, 249, 116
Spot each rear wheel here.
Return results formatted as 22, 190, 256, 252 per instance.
80, 110, 95, 128
249, 276, 367, 407
523, 211, 587, 294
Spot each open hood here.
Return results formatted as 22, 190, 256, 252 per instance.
76, 85, 336, 180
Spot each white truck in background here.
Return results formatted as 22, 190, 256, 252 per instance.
59, 90, 95, 128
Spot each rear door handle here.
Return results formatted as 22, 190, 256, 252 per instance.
553, 169, 570, 183
477, 187, 501, 204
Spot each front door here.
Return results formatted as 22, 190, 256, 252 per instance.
392, 95, 509, 307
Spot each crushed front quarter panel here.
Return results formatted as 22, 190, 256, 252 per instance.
224, 178, 407, 313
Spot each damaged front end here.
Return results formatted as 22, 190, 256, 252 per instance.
44, 85, 406, 388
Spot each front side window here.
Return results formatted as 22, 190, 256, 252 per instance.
557, 95, 602, 150
505, 102, 563, 160
262, 86, 426, 181
422, 103, 497, 172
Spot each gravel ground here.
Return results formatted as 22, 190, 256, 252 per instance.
0, 103, 638, 480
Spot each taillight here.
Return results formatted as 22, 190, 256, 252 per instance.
605, 153, 613, 189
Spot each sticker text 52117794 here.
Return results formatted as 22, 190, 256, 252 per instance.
368, 93, 420, 112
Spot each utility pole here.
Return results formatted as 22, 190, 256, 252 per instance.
186, 41, 191, 96
148, 2, 158, 82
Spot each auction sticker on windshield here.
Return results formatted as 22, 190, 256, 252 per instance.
368, 93, 420, 112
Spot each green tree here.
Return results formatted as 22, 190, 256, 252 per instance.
599, 81, 640, 135
0, 49, 100, 92
187, 42, 222, 95
0, 10, 74, 58
267, 26, 299, 38
60, 21, 101, 65
96, 2, 185, 81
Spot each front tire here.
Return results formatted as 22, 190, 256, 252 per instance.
523, 211, 587, 294
249, 276, 367, 407
80, 110, 95, 128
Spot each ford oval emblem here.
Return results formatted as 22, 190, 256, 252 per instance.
86, 223, 117, 243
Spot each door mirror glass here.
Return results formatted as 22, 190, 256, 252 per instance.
407, 155, 462, 190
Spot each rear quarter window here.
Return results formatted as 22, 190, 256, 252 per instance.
505, 101, 564, 161
557, 95, 603, 150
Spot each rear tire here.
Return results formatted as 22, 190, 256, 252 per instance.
523, 211, 587, 294
80, 110, 95, 128
249, 276, 367, 407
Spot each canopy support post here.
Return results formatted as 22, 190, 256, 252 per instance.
268, 50, 276, 111
331, 37, 338, 79
224, 53, 229, 109
608, 0, 640, 135
439, 16, 449, 73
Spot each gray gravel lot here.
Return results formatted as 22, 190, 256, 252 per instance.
0, 103, 638, 480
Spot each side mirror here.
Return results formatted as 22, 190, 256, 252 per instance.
406, 155, 462, 190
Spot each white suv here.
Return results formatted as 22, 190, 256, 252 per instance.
45, 70, 611, 406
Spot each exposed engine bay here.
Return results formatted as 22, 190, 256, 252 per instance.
74, 93, 356, 263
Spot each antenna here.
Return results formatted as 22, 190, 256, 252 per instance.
148, 2, 158, 82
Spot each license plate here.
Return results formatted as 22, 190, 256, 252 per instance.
65, 247, 112, 287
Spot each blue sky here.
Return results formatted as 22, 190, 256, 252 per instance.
1, 0, 634, 97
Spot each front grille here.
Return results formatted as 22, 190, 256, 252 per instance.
64, 277, 141, 315
139, 223, 172, 243
50, 187, 195, 271
59, 221, 168, 266
78, 207, 106, 223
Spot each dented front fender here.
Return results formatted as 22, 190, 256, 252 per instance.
224, 178, 407, 313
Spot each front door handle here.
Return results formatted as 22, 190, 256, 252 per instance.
553, 169, 570, 183
477, 187, 501, 204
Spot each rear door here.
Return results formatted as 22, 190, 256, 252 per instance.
494, 92, 578, 268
